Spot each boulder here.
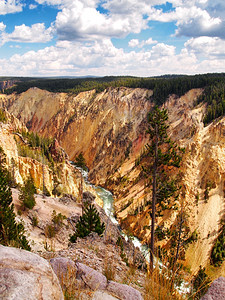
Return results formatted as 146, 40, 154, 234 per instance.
107, 281, 143, 300
0, 245, 63, 300
201, 277, 225, 300
76, 262, 107, 290
50, 257, 77, 288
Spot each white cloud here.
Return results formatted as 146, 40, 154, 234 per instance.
174, 6, 223, 38
0, 22, 6, 31
129, 38, 157, 48
147, 3, 225, 39
31, 0, 225, 42
1, 1, 225, 77
151, 43, 176, 58
29, 4, 37, 9
55, 1, 149, 41
185, 36, 225, 58
1, 23, 53, 45
128, 39, 139, 48
0, 0, 23, 15
0, 38, 199, 77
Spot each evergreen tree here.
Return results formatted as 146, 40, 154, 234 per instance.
143, 106, 184, 270
19, 176, 36, 210
69, 204, 105, 242
75, 152, 87, 170
0, 147, 30, 250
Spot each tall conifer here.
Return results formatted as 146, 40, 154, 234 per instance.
144, 106, 183, 270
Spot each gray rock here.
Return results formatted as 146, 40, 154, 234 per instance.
107, 281, 143, 300
76, 262, 107, 290
50, 257, 76, 287
83, 191, 96, 205
60, 193, 77, 204
201, 277, 225, 300
0, 245, 63, 300
92, 290, 119, 300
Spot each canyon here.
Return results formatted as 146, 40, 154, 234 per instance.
0, 86, 225, 279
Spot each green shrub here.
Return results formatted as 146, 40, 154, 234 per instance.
52, 210, 66, 228
210, 220, 225, 266
45, 224, 56, 238
0, 109, 7, 123
191, 266, 211, 299
31, 215, 39, 227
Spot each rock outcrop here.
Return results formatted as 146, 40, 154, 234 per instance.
0, 245, 63, 300
0, 115, 103, 206
50, 256, 143, 300
201, 277, 225, 300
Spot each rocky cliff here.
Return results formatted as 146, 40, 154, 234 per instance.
1, 86, 225, 274
0, 109, 102, 206
0, 87, 152, 185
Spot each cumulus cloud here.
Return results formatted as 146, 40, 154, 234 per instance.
1, 23, 53, 45
0, 37, 199, 77
0, 0, 23, 15
128, 38, 157, 48
1, 0, 225, 77
147, 1, 225, 40
54, 1, 149, 41
185, 36, 225, 58
174, 6, 223, 38
32, 0, 225, 42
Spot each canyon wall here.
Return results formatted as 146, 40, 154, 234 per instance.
1, 87, 225, 273
0, 87, 152, 185
0, 111, 102, 206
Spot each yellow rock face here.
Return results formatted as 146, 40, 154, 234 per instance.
0, 113, 102, 206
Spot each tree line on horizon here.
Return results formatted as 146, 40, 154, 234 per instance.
3, 73, 225, 125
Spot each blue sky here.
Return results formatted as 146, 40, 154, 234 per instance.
0, 0, 225, 77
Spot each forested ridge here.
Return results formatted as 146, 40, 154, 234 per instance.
3, 73, 225, 125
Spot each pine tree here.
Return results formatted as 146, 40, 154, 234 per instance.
0, 147, 30, 250
143, 106, 184, 270
69, 204, 105, 242
19, 175, 36, 210
75, 152, 86, 170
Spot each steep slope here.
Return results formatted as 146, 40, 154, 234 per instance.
106, 88, 225, 273
0, 109, 102, 205
0, 87, 152, 185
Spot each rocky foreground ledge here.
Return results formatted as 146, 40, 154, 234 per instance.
0, 244, 143, 300
1, 243, 225, 300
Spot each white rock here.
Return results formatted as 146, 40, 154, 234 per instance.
0, 245, 63, 300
